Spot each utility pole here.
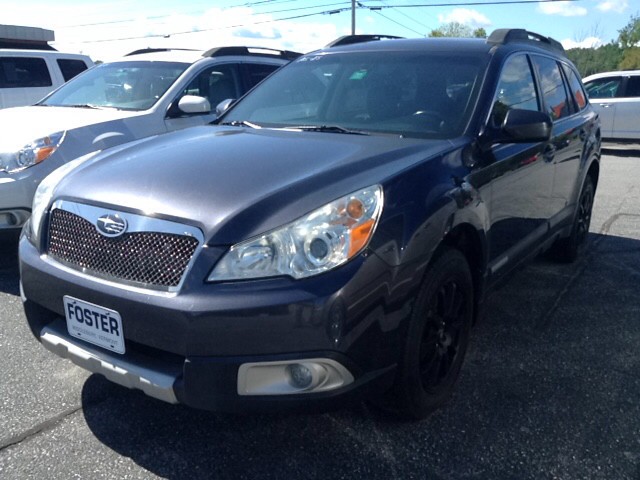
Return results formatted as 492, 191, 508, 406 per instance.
351, 0, 356, 34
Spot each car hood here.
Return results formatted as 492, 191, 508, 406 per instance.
56, 125, 456, 244
0, 105, 142, 150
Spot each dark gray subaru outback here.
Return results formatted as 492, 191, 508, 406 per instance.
20, 30, 600, 419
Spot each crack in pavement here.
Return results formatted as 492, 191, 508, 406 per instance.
0, 405, 84, 451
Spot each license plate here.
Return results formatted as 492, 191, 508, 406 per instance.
63, 296, 125, 354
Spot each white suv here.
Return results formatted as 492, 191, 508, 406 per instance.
583, 70, 640, 141
0, 46, 299, 233
0, 49, 93, 109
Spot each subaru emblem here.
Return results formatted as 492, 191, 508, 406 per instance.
96, 214, 128, 237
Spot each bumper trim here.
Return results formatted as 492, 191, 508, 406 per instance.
40, 326, 179, 404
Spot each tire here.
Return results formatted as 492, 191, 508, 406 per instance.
552, 176, 595, 263
390, 247, 474, 419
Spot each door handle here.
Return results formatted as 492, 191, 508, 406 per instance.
600, 103, 613, 108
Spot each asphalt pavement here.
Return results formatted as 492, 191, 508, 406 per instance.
0, 149, 638, 480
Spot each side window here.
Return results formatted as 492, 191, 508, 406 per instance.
242, 63, 279, 90
584, 77, 622, 99
57, 59, 89, 82
491, 54, 539, 127
183, 64, 241, 109
562, 64, 587, 110
531, 55, 571, 121
623, 76, 640, 97
0, 57, 52, 88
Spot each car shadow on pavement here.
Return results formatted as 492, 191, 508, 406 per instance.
79, 231, 640, 480
601, 146, 640, 158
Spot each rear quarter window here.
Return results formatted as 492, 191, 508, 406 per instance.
0, 56, 52, 88
57, 59, 90, 82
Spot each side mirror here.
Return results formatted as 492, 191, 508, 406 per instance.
178, 95, 211, 114
501, 109, 552, 143
215, 98, 235, 116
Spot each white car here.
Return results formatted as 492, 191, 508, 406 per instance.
583, 70, 640, 141
0, 49, 93, 109
0, 47, 299, 233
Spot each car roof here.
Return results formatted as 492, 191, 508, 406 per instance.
583, 70, 640, 82
111, 46, 299, 65
0, 48, 92, 60
319, 37, 492, 55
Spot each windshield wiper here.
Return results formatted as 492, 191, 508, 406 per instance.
219, 120, 262, 129
285, 125, 369, 135
66, 104, 110, 110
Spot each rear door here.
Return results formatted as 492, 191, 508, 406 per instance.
584, 75, 622, 138
612, 75, 640, 139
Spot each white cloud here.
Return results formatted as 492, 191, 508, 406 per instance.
538, 3, 588, 16
597, 0, 629, 13
1, 5, 340, 61
437, 9, 491, 28
561, 36, 603, 49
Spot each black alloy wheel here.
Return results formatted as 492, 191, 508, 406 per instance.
552, 175, 595, 263
391, 247, 474, 419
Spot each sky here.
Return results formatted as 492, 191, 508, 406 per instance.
0, 0, 635, 61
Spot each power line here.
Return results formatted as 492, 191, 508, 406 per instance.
65, 0, 583, 45
367, 8, 426, 36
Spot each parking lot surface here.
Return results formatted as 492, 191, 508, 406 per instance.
0, 149, 638, 479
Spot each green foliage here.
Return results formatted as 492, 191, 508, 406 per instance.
618, 13, 640, 49
619, 47, 640, 69
429, 22, 476, 38
566, 43, 624, 77
473, 27, 487, 38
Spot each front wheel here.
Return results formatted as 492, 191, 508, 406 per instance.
390, 247, 474, 419
552, 175, 595, 263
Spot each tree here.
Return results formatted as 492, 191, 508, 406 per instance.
473, 27, 487, 38
618, 13, 640, 49
429, 22, 474, 38
619, 47, 640, 69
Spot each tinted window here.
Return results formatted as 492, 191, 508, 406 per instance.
57, 59, 89, 81
585, 77, 622, 98
0, 57, 52, 88
43, 61, 188, 111
243, 63, 279, 89
225, 52, 486, 139
182, 64, 240, 109
562, 64, 587, 110
531, 55, 570, 121
623, 76, 640, 97
491, 54, 539, 126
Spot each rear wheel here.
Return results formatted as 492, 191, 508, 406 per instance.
390, 247, 474, 419
552, 176, 595, 263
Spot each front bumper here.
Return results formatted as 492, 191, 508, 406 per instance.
0, 160, 60, 230
20, 233, 410, 412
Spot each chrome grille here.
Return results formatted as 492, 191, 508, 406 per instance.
47, 208, 199, 289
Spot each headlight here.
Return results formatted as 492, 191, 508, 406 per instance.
30, 151, 99, 242
209, 185, 383, 281
0, 132, 65, 174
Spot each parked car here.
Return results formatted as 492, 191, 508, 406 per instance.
583, 70, 640, 140
0, 46, 299, 234
0, 49, 93, 109
20, 29, 600, 419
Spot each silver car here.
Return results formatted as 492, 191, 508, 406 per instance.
0, 47, 298, 233
583, 70, 640, 141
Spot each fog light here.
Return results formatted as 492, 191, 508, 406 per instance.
286, 363, 314, 389
237, 358, 354, 396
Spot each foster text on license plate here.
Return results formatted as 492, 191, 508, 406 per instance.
63, 296, 125, 354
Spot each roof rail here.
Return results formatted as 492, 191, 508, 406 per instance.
202, 46, 301, 61
125, 48, 198, 56
487, 29, 564, 53
326, 34, 403, 48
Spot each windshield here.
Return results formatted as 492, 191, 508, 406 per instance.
41, 61, 189, 111
223, 51, 485, 139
